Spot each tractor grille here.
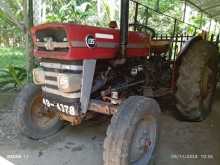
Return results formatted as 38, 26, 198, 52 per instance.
35, 28, 69, 52
40, 60, 83, 99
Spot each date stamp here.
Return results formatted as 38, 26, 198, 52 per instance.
171, 154, 214, 160
6, 154, 29, 160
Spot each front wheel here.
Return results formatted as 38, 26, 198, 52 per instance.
14, 83, 64, 139
103, 96, 161, 165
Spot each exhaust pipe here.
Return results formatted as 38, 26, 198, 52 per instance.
120, 0, 129, 58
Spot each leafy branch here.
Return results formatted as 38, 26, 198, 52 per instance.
0, 65, 27, 91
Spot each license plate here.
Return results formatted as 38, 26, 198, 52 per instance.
42, 98, 78, 116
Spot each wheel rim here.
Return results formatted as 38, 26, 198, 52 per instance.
129, 116, 157, 165
31, 94, 59, 130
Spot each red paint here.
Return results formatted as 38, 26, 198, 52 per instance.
31, 23, 150, 60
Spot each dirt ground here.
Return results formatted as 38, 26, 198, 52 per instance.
0, 88, 219, 165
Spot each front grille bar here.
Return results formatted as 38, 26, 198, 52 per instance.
35, 41, 69, 51
40, 62, 83, 71
40, 61, 82, 99
42, 87, 81, 99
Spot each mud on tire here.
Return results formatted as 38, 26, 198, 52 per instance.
175, 39, 219, 121
103, 96, 161, 165
14, 83, 64, 139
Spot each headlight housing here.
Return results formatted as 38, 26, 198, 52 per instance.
33, 68, 45, 85
58, 74, 81, 93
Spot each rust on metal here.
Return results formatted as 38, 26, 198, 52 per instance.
53, 100, 117, 124
58, 112, 82, 125
32, 95, 59, 129
88, 100, 117, 115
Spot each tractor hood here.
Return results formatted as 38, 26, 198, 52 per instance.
31, 23, 150, 60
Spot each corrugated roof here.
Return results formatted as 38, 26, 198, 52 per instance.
187, 0, 220, 21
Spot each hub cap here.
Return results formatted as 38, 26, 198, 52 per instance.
129, 116, 157, 165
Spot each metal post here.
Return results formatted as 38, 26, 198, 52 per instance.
183, 0, 187, 22
171, 33, 179, 90
120, 0, 129, 58
155, 0, 160, 12
210, 34, 214, 42
193, 27, 197, 36
216, 34, 219, 46
214, 21, 217, 34
144, 8, 149, 26
174, 34, 178, 60
199, 12, 203, 29
134, 2, 139, 31
28, 0, 33, 27
180, 33, 184, 50
208, 19, 212, 33
24, 0, 34, 80
169, 19, 177, 61
173, 19, 178, 37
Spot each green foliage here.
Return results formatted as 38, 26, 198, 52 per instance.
0, 65, 27, 91
0, 0, 24, 47
0, 48, 25, 68
101, 0, 111, 25
0, 48, 26, 91
46, 0, 97, 24
131, 0, 214, 36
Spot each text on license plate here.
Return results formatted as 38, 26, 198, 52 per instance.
42, 98, 78, 116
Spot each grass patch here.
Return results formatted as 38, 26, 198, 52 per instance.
0, 47, 25, 68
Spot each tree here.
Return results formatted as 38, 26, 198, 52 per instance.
0, 0, 34, 77
33, 0, 46, 25
0, 0, 24, 31
46, 0, 97, 25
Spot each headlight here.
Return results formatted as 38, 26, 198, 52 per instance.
58, 74, 81, 93
33, 68, 45, 85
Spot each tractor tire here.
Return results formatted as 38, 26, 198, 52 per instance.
103, 96, 161, 165
14, 83, 64, 139
175, 40, 219, 121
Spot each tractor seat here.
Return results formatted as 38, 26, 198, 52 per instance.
150, 40, 171, 55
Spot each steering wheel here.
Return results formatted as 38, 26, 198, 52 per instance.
129, 23, 156, 38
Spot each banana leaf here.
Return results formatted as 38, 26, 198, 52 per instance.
0, 65, 27, 91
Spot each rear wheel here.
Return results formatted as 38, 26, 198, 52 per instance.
175, 40, 219, 121
103, 96, 161, 165
15, 83, 64, 139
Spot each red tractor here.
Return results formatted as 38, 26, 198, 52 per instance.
14, 0, 219, 164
